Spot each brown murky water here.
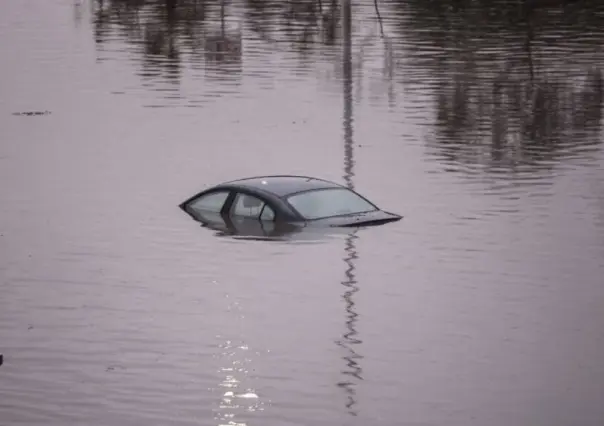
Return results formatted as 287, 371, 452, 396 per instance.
1, 0, 603, 425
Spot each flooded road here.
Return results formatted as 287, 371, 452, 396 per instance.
1, 0, 603, 425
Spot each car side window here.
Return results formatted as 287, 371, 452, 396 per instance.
232, 193, 271, 219
188, 191, 229, 214
260, 205, 275, 221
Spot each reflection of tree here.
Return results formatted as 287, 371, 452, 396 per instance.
243, 0, 339, 48
93, 0, 241, 83
89, 1, 603, 173
93, 0, 345, 72
433, 63, 602, 171
394, 0, 604, 172
202, 0, 242, 80
140, 4, 181, 81
91, 0, 392, 98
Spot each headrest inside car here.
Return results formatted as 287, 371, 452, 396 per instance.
242, 195, 262, 208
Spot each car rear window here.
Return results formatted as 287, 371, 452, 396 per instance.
286, 188, 377, 220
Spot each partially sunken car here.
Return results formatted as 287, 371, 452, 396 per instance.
179, 175, 402, 237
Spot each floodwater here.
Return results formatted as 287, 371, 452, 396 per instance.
1, 0, 603, 425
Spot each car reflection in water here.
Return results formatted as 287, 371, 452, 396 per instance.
186, 209, 306, 241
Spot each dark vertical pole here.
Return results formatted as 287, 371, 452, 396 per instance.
337, 0, 362, 418
220, 0, 226, 36
525, 12, 535, 82
342, 0, 354, 190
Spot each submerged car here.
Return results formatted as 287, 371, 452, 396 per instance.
179, 175, 402, 237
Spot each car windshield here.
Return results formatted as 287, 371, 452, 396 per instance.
286, 188, 377, 220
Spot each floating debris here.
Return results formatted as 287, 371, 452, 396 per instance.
0, 354, 3, 366
12, 111, 51, 116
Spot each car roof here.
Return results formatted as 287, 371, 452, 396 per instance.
221, 175, 345, 198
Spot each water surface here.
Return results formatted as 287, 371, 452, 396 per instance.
1, 1, 603, 425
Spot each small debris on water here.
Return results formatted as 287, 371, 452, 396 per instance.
106, 364, 125, 372
11, 110, 51, 116
0, 354, 4, 366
